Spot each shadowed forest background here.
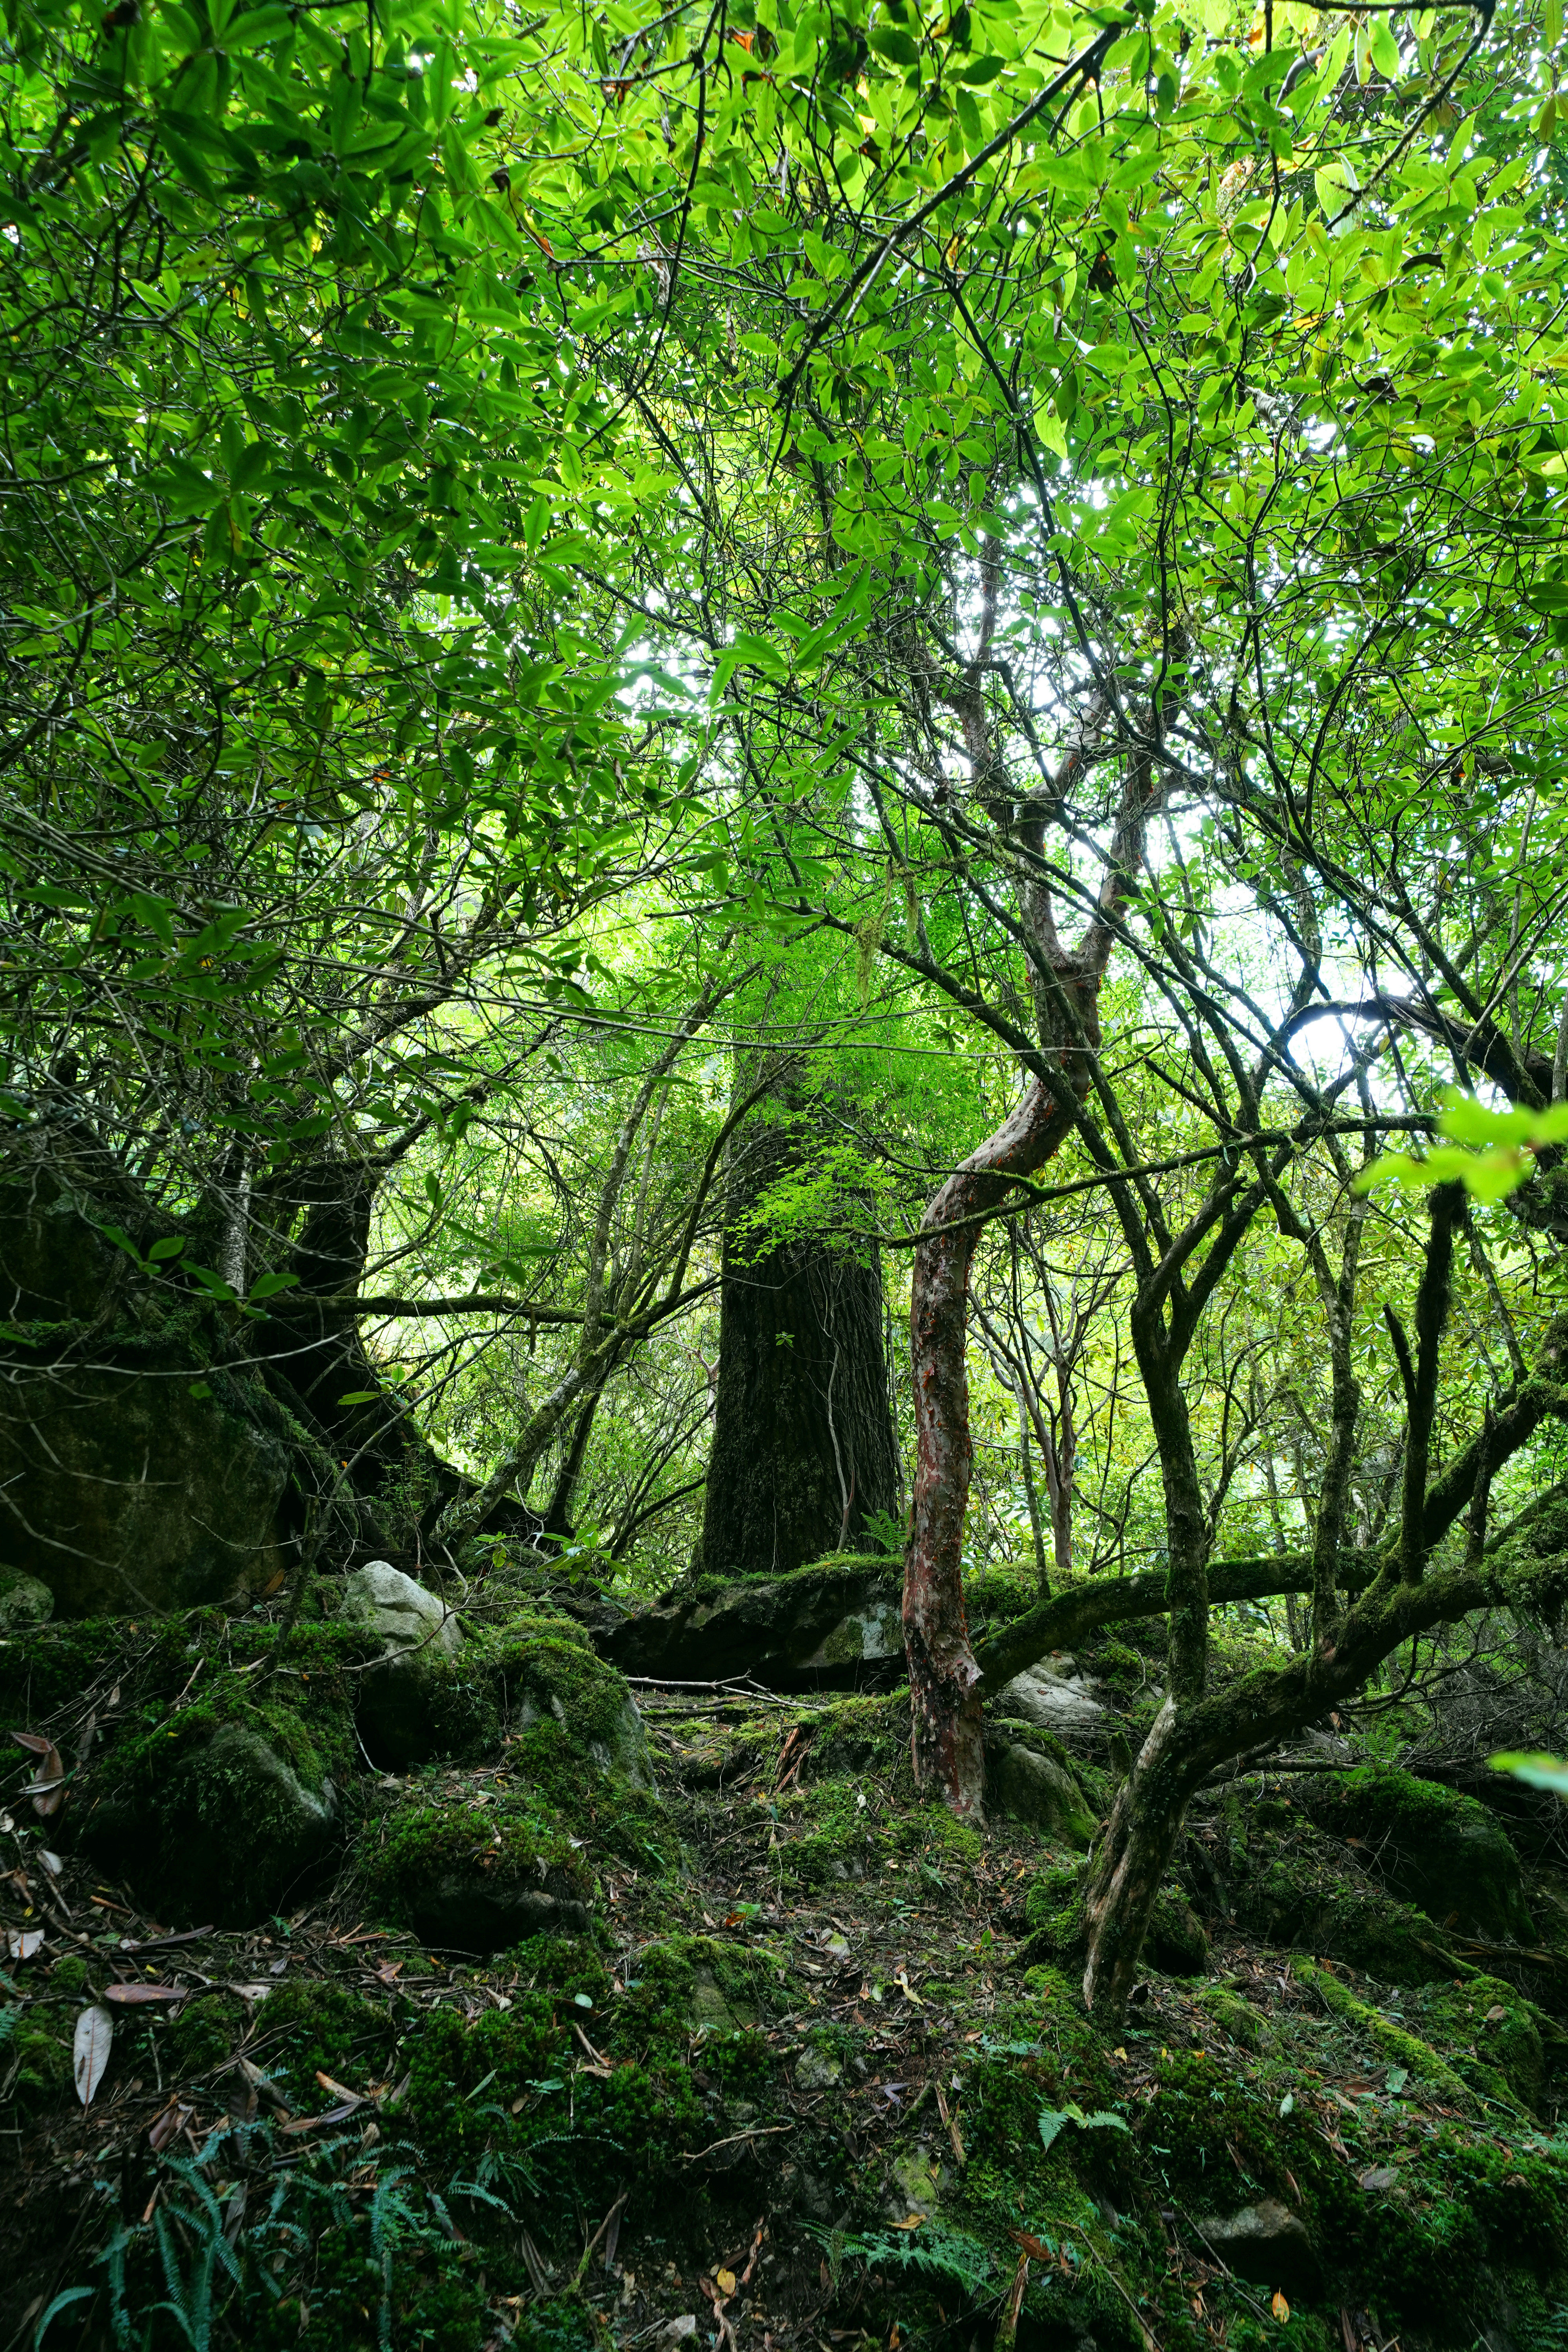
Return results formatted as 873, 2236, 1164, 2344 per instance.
6, 0, 1568, 2343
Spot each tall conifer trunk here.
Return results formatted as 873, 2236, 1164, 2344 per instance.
701, 1074, 898, 1578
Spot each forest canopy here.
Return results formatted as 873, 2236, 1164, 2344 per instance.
6, 0, 1568, 2076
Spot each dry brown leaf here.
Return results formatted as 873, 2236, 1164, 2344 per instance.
11, 1730, 67, 1817
73, 2004, 113, 2105
5, 1927, 44, 1962
104, 1983, 186, 2006
1272, 2290, 1291, 2320
148, 2101, 194, 2153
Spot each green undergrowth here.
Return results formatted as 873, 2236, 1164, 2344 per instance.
679, 1549, 896, 1603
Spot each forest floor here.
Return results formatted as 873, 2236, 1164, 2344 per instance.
4, 1601, 1568, 2352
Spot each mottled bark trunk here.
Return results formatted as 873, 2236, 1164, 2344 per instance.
701, 1086, 898, 1578
905, 1080, 1076, 1814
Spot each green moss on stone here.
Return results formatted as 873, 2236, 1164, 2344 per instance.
164, 1992, 246, 2081
252, 1978, 400, 2105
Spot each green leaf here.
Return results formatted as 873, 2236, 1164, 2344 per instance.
336, 1389, 382, 1405
1038, 2103, 1128, 2155
247, 1270, 301, 1300
868, 24, 921, 65
147, 1236, 186, 1262
1491, 1751, 1568, 1795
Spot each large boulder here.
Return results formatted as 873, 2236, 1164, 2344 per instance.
78, 1709, 341, 1927
0, 1172, 292, 1615
493, 1614, 654, 1790
601, 1553, 901, 1689
984, 1725, 1098, 1848
1299, 1766, 1534, 1944
991, 1655, 1107, 1740
1191, 2200, 1320, 2299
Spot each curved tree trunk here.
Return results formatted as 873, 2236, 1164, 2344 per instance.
905, 1082, 1076, 1814
701, 1080, 898, 1579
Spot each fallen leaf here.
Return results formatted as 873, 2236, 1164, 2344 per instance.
74, 2005, 113, 2105
1272, 2290, 1290, 2320
38, 1851, 62, 1877
11, 1730, 67, 1817
104, 1983, 186, 2006
1485, 2004, 1506, 2022
148, 2101, 193, 2152
715, 2269, 737, 2297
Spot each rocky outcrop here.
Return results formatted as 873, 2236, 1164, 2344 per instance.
990, 1654, 1107, 1739
600, 1554, 901, 1689
1299, 1765, 1534, 1943
1191, 2199, 1320, 2298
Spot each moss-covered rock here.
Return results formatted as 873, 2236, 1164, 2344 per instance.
491, 1613, 653, 1788
77, 1699, 344, 1927
984, 1722, 1098, 1847
1299, 1766, 1534, 1943
251, 1978, 401, 2105
602, 1553, 901, 1688
1229, 1818, 1457, 1984
361, 1778, 596, 1950
163, 1992, 247, 2082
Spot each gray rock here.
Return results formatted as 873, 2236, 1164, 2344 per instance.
691, 1968, 743, 2033
994, 1659, 1107, 1737
984, 1728, 1097, 1847
1192, 2199, 1319, 2296
795, 2046, 843, 2091
0, 1569, 53, 1631
406, 1876, 592, 1951
336, 1563, 462, 1769
337, 1561, 463, 1659
601, 1555, 901, 1690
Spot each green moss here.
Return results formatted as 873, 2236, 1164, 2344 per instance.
1299, 1766, 1534, 1942
360, 1777, 597, 1949
1192, 1984, 1274, 2053
1293, 1958, 1475, 2103
1231, 1830, 1454, 1985
251, 1978, 400, 2105
780, 1774, 980, 1892
684, 1549, 896, 1602
5, 2018, 71, 2112
1407, 1973, 1547, 2111
164, 1991, 246, 2080
49, 1953, 87, 1995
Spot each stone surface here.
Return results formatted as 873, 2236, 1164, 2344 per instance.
336, 1563, 463, 1769
1192, 2199, 1319, 2296
337, 1561, 463, 1659
795, 2046, 843, 2092
600, 1555, 902, 1690
0, 1569, 53, 1630
80, 1717, 340, 1927
1299, 1765, 1534, 1943
401, 1874, 592, 1950
984, 1727, 1098, 1847
993, 1658, 1107, 1738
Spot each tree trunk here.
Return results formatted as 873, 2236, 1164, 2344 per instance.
700, 1081, 898, 1579
905, 1079, 1077, 1815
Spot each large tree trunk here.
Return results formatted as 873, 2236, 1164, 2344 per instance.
700, 1080, 898, 1579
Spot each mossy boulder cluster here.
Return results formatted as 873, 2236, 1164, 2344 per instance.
7, 1560, 1568, 2352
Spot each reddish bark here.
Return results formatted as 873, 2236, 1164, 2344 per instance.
904, 1077, 1078, 1813
900, 684, 1170, 1815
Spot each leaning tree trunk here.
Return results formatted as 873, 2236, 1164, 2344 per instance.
700, 1080, 898, 1579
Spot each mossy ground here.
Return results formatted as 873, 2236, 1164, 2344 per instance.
5, 1601, 1568, 2352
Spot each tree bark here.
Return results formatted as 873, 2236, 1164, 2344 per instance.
701, 1078, 898, 1577
905, 1081, 1076, 1814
